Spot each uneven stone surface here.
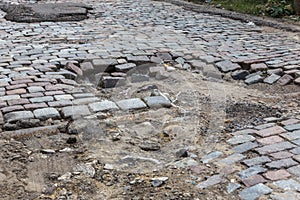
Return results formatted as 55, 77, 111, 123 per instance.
0, 0, 299, 199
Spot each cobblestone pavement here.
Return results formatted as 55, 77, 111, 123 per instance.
0, 0, 300, 199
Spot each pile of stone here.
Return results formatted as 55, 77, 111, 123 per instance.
215, 60, 300, 85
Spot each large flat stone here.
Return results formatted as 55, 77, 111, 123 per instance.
62, 105, 91, 118
33, 108, 60, 120
4, 111, 34, 122
143, 96, 171, 108
215, 60, 241, 72
116, 98, 147, 110
89, 101, 119, 112
239, 183, 273, 200
1, 3, 92, 22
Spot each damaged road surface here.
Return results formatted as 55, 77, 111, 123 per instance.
0, 0, 299, 199
0, 2, 93, 22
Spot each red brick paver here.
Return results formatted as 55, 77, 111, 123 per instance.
263, 169, 291, 181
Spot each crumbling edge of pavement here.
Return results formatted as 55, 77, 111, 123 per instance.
157, 0, 300, 32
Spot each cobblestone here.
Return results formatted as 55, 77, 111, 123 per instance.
62, 105, 91, 118
116, 98, 147, 110
241, 175, 267, 187
239, 183, 273, 200
89, 101, 119, 112
33, 108, 60, 120
264, 169, 291, 181
255, 126, 286, 137
266, 158, 298, 169
4, 111, 34, 122
271, 191, 300, 200
287, 165, 300, 177
243, 156, 271, 167
196, 174, 224, 189
219, 153, 246, 165
255, 141, 296, 155
273, 179, 300, 191
227, 134, 256, 145
238, 166, 267, 179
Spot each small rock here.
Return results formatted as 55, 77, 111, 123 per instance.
66, 137, 77, 144
176, 149, 188, 158
231, 70, 250, 80
139, 141, 160, 151
201, 151, 223, 164
57, 172, 72, 181
41, 149, 56, 154
104, 164, 114, 170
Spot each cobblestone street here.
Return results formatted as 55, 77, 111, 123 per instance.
0, 0, 299, 199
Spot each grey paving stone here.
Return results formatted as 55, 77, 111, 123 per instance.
72, 97, 100, 105
116, 98, 147, 110
215, 60, 241, 72
273, 179, 300, 191
263, 74, 281, 84
287, 165, 300, 177
89, 101, 119, 112
127, 55, 149, 62
255, 141, 296, 155
62, 105, 91, 118
291, 139, 300, 146
227, 134, 256, 145
227, 183, 241, 193
231, 129, 258, 136
233, 142, 259, 153
271, 191, 300, 200
219, 153, 246, 165
99, 76, 126, 88
201, 151, 223, 164
239, 183, 273, 200
131, 74, 150, 83
48, 100, 73, 107
255, 123, 276, 130
54, 94, 74, 101
243, 156, 271, 167
33, 108, 60, 120
30, 96, 54, 103
72, 93, 95, 98
0, 95, 20, 101
281, 130, 300, 141
231, 70, 249, 80
4, 111, 34, 122
143, 96, 171, 108
284, 124, 300, 131
266, 158, 298, 169
196, 174, 224, 189
238, 166, 267, 179
290, 147, 300, 154
245, 75, 263, 85
115, 63, 136, 72
27, 86, 45, 93
92, 58, 117, 72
